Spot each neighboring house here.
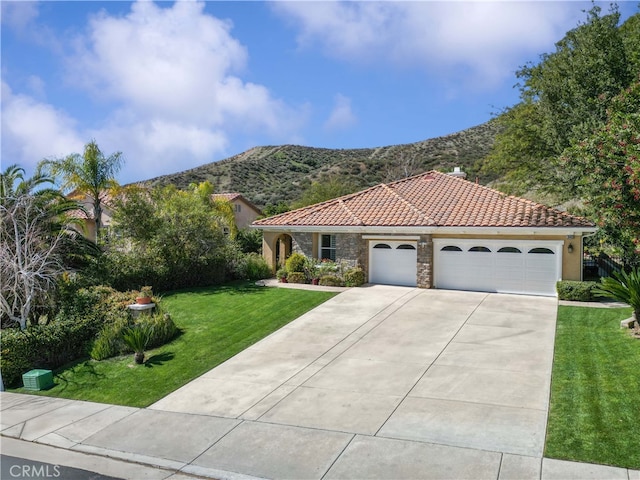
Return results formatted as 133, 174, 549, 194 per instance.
68, 191, 115, 242
212, 193, 263, 229
253, 170, 597, 297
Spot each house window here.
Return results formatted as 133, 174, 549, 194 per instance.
320, 234, 336, 261
469, 246, 491, 252
529, 247, 554, 254
498, 247, 522, 253
235, 204, 241, 213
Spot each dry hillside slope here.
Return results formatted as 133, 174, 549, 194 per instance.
144, 120, 499, 206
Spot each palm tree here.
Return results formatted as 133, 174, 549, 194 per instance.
42, 140, 123, 242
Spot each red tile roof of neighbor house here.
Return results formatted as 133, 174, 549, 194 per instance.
253, 171, 595, 228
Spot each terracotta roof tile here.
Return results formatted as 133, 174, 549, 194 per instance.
253, 171, 595, 229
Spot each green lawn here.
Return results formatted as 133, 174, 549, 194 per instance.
13, 282, 336, 407
545, 305, 640, 469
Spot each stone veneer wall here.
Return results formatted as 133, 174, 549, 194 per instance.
417, 234, 433, 288
292, 232, 314, 257
290, 232, 366, 268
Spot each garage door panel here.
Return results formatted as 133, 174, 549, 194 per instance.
434, 239, 561, 297
369, 241, 417, 287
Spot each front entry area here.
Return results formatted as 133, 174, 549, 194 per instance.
368, 240, 417, 287
433, 239, 562, 296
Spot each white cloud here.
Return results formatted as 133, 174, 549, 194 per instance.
0, 2, 39, 30
324, 94, 357, 131
1, 81, 84, 172
59, 0, 305, 180
272, 1, 579, 87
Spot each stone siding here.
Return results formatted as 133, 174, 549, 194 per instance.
417, 234, 433, 288
292, 232, 314, 257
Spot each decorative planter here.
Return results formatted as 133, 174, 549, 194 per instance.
136, 296, 151, 305
311, 279, 319, 285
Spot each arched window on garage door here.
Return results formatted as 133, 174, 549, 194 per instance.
469, 246, 491, 252
529, 247, 554, 254
397, 244, 416, 250
498, 247, 522, 253
373, 243, 392, 249
441, 245, 462, 251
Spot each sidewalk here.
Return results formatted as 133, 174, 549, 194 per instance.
1, 392, 638, 480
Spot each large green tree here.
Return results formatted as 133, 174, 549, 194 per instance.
562, 80, 640, 264
42, 140, 123, 242
108, 182, 232, 290
483, 6, 639, 198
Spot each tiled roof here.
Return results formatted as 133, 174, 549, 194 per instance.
254, 171, 595, 228
212, 193, 242, 201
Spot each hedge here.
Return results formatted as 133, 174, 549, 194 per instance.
556, 281, 600, 301
1, 316, 102, 388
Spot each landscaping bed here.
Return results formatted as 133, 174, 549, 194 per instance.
8, 282, 336, 407
545, 305, 640, 469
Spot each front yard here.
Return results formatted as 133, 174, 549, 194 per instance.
12, 282, 336, 407
545, 305, 640, 470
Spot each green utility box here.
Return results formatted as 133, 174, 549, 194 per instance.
22, 369, 54, 391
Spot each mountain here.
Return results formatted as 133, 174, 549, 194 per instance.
144, 120, 499, 207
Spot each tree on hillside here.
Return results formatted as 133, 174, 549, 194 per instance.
562, 79, 640, 265
484, 5, 639, 198
42, 140, 123, 242
293, 176, 358, 208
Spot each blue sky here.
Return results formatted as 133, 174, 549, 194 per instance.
2, 1, 638, 185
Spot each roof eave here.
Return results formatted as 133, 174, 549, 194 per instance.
251, 224, 597, 236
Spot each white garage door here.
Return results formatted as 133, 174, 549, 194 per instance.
369, 241, 417, 287
434, 239, 562, 296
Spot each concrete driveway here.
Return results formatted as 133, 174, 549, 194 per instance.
142, 285, 557, 478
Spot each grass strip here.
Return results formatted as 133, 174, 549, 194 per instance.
545, 305, 639, 469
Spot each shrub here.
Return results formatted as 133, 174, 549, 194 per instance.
319, 274, 345, 287
556, 281, 599, 301
0, 316, 102, 388
287, 272, 307, 284
138, 313, 178, 349
243, 253, 273, 280
595, 267, 640, 316
276, 268, 288, 279
90, 317, 129, 360
344, 267, 365, 287
285, 253, 306, 273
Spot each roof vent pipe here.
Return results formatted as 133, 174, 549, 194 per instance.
447, 166, 467, 179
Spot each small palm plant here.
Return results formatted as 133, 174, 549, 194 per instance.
122, 324, 154, 364
595, 267, 640, 327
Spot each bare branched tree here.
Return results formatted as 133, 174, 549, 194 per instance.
381, 151, 423, 183
0, 195, 66, 330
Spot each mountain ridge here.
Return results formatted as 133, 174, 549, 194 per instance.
143, 120, 499, 207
